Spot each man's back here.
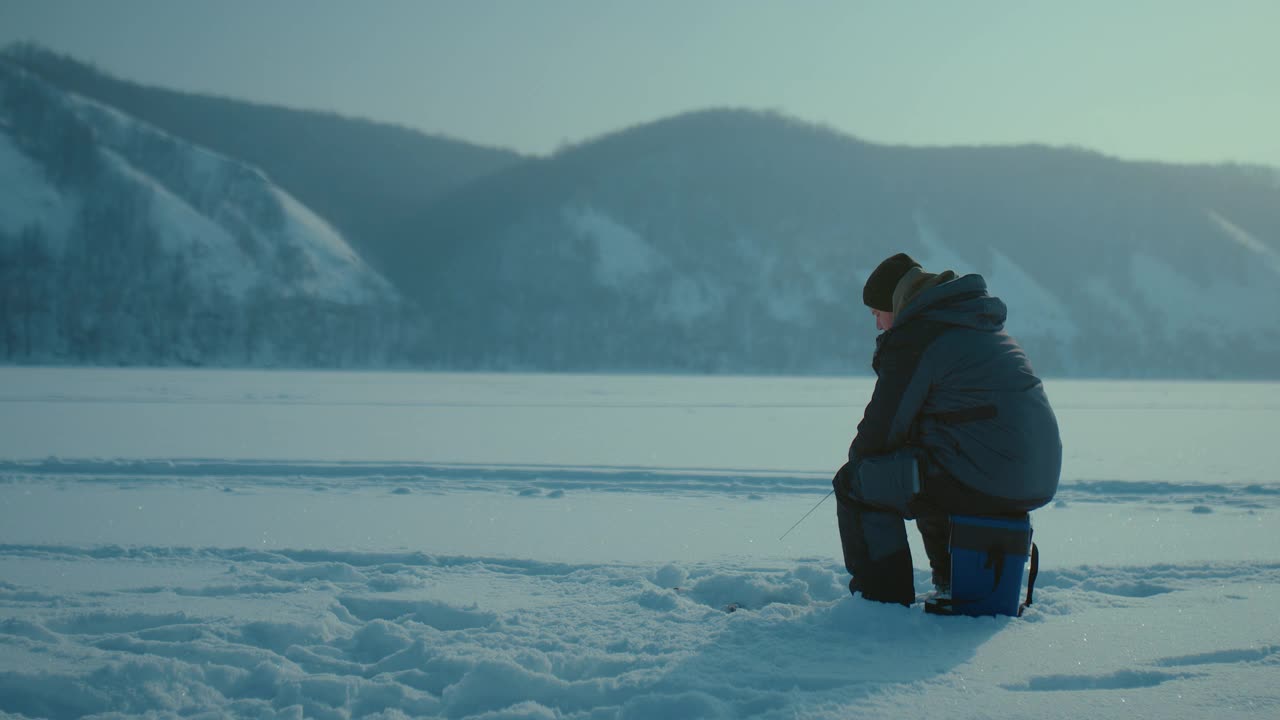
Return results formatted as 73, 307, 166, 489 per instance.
853, 272, 1061, 509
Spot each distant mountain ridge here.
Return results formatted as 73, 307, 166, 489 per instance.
3, 44, 1279, 377
384, 109, 1280, 377
0, 57, 412, 366
2, 43, 526, 274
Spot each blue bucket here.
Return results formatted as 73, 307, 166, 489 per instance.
948, 514, 1034, 617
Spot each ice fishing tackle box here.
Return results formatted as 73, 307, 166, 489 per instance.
941, 513, 1038, 617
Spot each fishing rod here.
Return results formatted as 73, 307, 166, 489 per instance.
778, 488, 834, 541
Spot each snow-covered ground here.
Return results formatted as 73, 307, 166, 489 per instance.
1, 368, 1277, 719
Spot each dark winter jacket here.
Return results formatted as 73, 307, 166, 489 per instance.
849, 272, 1061, 509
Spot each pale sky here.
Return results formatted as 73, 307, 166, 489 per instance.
1, 0, 1277, 167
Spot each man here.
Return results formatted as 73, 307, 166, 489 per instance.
834, 252, 1061, 606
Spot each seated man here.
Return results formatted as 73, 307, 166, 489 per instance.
835, 253, 1062, 605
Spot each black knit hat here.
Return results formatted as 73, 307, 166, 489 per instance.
863, 253, 922, 311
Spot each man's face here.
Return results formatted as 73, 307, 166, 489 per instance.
872, 308, 895, 332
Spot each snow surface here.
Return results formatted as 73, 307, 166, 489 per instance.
913, 210, 1079, 346
271, 188, 393, 304
1130, 252, 1280, 339
1208, 210, 1280, 278
97, 146, 256, 298
0, 130, 77, 253
1, 368, 1278, 719
49, 82, 392, 306
913, 210, 978, 278
562, 206, 661, 288
987, 249, 1080, 345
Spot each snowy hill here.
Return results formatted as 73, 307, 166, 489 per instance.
0, 59, 409, 367
2, 44, 526, 274
386, 110, 1280, 378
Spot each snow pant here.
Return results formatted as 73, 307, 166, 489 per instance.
834, 449, 1031, 606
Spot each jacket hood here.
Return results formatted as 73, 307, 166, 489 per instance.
892, 273, 1007, 332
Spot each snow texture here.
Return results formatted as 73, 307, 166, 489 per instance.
988, 248, 1080, 344
0, 130, 77, 253
1, 368, 1278, 719
1208, 210, 1280, 278
562, 205, 662, 288
1129, 252, 1280, 340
